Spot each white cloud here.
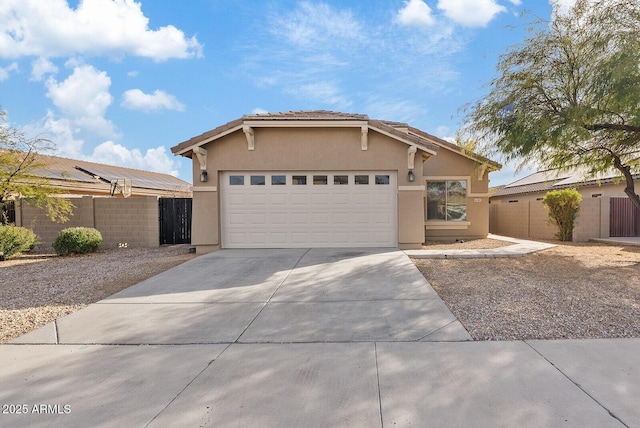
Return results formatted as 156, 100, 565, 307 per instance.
22, 111, 85, 158
22, 112, 180, 177
45, 64, 116, 137
0, 0, 202, 61
396, 0, 436, 27
121, 89, 185, 112
285, 81, 352, 110
0, 62, 18, 81
270, 1, 364, 48
252, 108, 269, 114
508, 0, 522, 4
30, 57, 58, 81
437, 0, 506, 27
550, 0, 577, 14
89, 141, 179, 176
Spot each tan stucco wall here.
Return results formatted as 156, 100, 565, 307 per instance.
188, 126, 490, 249
190, 190, 220, 253
422, 147, 492, 240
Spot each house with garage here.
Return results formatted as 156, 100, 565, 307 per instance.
171, 111, 501, 252
490, 169, 640, 240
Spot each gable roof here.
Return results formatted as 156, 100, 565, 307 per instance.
171, 111, 499, 169
492, 168, 640, 198
20, 152, 192, 197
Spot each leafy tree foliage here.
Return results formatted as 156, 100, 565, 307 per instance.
467, 0, 640, 209
0, 107, 74, 223
542, 189, 582, 241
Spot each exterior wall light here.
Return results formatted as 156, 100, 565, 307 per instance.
407, 170, 415, 182
200, 171, 208, 182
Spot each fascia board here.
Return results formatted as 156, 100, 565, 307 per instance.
369, 126, 438, 156
174, 124, 244, 156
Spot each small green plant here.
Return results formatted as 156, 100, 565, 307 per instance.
54, 227, 103, 255
0, 224, 38, 258
542, 189, 582, 241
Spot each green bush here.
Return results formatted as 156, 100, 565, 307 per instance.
542, 189, 582, 241
54, 227, 103, 256
0, 224, 38, 258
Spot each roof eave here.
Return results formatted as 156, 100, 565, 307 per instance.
172, 118, 440, 157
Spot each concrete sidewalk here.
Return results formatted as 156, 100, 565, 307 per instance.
2, 248, 638, 427
405, 234, 557, 259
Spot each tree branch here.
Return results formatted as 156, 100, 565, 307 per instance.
584, 123, 640, 132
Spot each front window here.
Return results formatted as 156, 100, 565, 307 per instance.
426, 181, 467, 221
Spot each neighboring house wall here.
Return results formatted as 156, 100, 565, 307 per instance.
15, 196, 160, 251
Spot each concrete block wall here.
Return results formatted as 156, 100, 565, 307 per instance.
15, 196, 161, 252
489, 202, 529, 238
528, 202, 557, 240
94, 197, 159, 249
490, 197, 608, 242
573, 197, 608, 242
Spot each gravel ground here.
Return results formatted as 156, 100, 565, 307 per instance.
0, 245, 196, 344
413, 241, 640, 340
3, 240, 640, 343
423, 238, 513, 250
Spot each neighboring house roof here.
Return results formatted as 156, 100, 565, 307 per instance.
492, 168, 640, 198
21, 152, 192, 197
171, 110, 501, 170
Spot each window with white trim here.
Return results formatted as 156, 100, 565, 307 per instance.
426, 181, 467, 221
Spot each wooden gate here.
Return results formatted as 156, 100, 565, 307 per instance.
159, 198, 192, 245
610, 197, 640, 237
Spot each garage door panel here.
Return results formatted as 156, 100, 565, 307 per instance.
270, 212, 288, 225
221, 171, 397, 248
332, 213, 349, 225
270, 193, 288, 205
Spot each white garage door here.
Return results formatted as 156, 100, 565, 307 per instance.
221, 171, 397, 248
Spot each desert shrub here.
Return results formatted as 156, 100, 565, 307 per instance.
54, 227, 103, 255
0, 224, 38, 258
542, 189, 582, 241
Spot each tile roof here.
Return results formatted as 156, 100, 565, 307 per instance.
243, 110, 369, 121
492, 168, 640, 197
27, 152, 192, 193
171, 110, 501, 169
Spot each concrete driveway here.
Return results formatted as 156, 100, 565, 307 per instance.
2, 248, 639, 427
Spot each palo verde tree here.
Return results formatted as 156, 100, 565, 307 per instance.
467, 0, 640, 210
0, 107, 74, 223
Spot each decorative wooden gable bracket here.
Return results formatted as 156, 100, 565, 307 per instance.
408, 145, 417, 170
361, 126, 368, 150
477, 163, 488, 181
193, 147, 207, 171
243, 125, 255, 151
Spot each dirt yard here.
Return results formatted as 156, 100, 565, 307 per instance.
413, 240, 640, 340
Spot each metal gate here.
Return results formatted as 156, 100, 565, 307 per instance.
610, 197, 640, 237
159, 198, 192, 245
1, 201, 16, 224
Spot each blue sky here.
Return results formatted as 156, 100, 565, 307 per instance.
0, 0, 575, 185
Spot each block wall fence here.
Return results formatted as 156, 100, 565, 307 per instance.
14, 196, 160, 252
489, 197, 609, 242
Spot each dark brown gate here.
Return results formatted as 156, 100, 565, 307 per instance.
1, 201, 16, 224
610, 197, 640, 237
159, 198, 192, 245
